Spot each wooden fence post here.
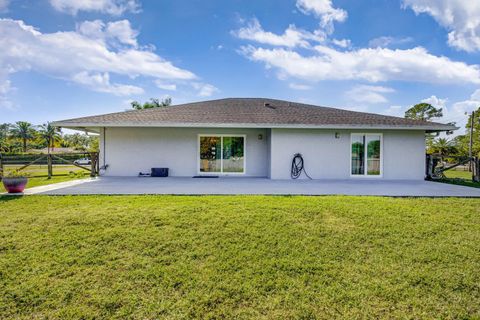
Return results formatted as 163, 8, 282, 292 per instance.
47, 154, 53, 179
90, 152, 96, 177
425, 154, 433, 180
96, 152, 99, 175
0, 153, 3, 178
474, 157, 480, 183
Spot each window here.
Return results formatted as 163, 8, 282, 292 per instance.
199, 135, 245, 174
351, 134, 382, 176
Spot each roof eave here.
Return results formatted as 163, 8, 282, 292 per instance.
52, 121, 457, 132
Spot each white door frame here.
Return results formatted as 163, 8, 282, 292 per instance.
197, 134, 247, 175
349, 133, 383, 178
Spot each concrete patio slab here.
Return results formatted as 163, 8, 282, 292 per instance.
1, 178, 97, 196
30, 177, 480, 197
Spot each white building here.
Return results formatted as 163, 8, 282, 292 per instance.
53, 98, 455, 180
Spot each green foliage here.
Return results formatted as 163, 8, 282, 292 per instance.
1, 196, 479, 319
38, 122, 61, 153
10, 121, 35, 152
404, 102, 443, 121
131, 97, 172, 110
62, 133, 98, 151
3, 170, 30, 178
428, 137, 457, 156
0, 123, 11, 152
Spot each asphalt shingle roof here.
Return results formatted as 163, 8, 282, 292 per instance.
53, 98, 455, 131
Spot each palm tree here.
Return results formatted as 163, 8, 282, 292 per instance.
0, 123, 11, 153
433, 138, 452, 157
38, 122, 61, 154
10, 121, 35, 153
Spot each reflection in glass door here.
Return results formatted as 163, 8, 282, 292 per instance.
222, 136, 244, 173
199, 136, 221, 172
351, 133, 382, 176
199, 135, 245, 174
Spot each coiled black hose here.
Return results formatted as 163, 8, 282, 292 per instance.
291, 153, 313, 179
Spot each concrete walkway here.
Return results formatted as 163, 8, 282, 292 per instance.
21, 177, 480, 197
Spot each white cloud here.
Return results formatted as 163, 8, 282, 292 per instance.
72, 71, 144, 96
331, 38, 350, 48
296, 0, 347, 33
383, 93, 478, 134
289, 83, 312, 90
0, 18, 197, 101
241, 45, 480, 84
233, 18, 325, 48
346, 85, 395, 104
0, 0, 9, 12
192, 83, 219, 97
77, 20, 138, 47
440, 91, 480, 131
368, 36, 413, 48
383, 105, 404, 117
0, 78, 13, 109
472, 89, 480, 101
50, 0, 140, 15
155, 80, 177, 91
403, 0, 480, 52
421, 95, 447, 109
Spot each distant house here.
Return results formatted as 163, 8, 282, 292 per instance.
53, 98, 455, 179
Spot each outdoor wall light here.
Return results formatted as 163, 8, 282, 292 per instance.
335, 132, 340, 139
258, 134, 263, 140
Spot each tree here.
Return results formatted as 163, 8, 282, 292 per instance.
0, 123, 10, 152
38, 122, 61, 153
431, 138, 455, 156
10, 121, 35, 152
131, 97, 172, 110
465, 107, 480, 157
404, 103, 443, 121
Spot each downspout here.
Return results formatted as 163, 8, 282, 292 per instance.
103, 127, 106, 168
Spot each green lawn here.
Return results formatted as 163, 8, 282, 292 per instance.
439, 170, 480, 189
1, 196, 479, 319
3, 164, 85, 176
1, 164, 89, 193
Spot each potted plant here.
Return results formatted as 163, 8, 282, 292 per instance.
2, 171, 29, 193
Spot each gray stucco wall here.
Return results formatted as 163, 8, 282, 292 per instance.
269, 129, 426, 180
100, 127, 269, 177
99, 127, 426, 180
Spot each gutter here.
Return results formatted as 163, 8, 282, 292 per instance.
52, 121, 458, 132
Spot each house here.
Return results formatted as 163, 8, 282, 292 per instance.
52, 98, 456, 180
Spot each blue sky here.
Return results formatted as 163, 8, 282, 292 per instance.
1, 0, 479, 133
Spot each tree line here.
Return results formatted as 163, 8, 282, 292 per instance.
404, 103, 480, 158
0, 122, 98, 154
0, 97, 173, 154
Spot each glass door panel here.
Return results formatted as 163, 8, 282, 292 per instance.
366, 135, 381, 175
351, 135, 365, 175
199, 136, 221, 172
223, 136, 245, 173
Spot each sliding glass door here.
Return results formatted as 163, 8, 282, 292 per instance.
351, 133, 382, 177
199, 135, 245, 174
199, 136, 221, 173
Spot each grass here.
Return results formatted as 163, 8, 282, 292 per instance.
3, 164, 84, 176
0, 196, 479, 319
437, 169, 480, 189
1, 165, 88, 193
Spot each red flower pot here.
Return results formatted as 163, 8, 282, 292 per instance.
2, 177, 28, 193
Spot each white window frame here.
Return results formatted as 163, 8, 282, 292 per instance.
197, 134, 246, 175
350, 133, 383, 178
